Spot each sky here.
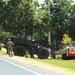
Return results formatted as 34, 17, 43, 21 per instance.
38, 0, 75, 4
38, 0, 44, 4
73, 0, 75, 3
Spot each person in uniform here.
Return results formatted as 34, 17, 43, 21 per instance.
6, 39, 14, 57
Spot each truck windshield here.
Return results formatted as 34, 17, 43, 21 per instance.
26, 35, 32, 41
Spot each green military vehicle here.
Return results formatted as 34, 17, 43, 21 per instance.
5, 31, 55, 59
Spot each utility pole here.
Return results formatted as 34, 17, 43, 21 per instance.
48, 0, 53, 45
48, 0, 56, 58
48, 0, 51, 45
48, 0, 54, 58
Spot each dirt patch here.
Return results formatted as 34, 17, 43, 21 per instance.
1, 55, 75, 75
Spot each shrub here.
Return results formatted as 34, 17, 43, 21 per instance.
0, 32, 12, 43
61, 34, 72, 44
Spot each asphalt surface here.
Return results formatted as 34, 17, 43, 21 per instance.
0, 56, 60, 75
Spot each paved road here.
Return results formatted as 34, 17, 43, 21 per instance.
0, 56, 59, 75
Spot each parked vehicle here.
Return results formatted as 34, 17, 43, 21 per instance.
5, 31, 56, 59
62, 43, 75, 60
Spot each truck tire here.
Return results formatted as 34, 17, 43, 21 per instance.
37, 47, 49, 59
62, 53, 68, 60
14, 45, 26, 56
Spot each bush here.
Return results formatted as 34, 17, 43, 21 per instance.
0, 32, 12, 43
61, 34, 72, 44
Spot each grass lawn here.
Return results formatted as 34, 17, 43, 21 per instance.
0, 47, 7, 55
0, 50, 6, 55
31, 57, 75, 72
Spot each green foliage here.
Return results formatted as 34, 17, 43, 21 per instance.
0, 32, 11, 43
0, 0, 35, 35
0, 0, 75, 42
50, 0, 72, 41
68, 4, 75, 40
33, 3, 50, 39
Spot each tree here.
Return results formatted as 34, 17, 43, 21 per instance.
68, 4, 75, 40
33, 2, 51, 40
47, 0, 72, 42
0, 0, 7, 31
0, 0, 35, 35
0, 32, 12, 43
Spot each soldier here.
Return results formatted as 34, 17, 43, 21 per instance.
6, 39, 14, 57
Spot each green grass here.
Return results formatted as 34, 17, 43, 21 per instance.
0, 50, 6, 55
31, 58, 75, 71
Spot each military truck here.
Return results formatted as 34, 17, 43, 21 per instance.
6, 31, 55, 59
5, 31, 55, 59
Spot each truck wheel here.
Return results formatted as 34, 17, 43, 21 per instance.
37, 47, 49, 59
14, 45, 26, 56
62, 53, 68, 60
